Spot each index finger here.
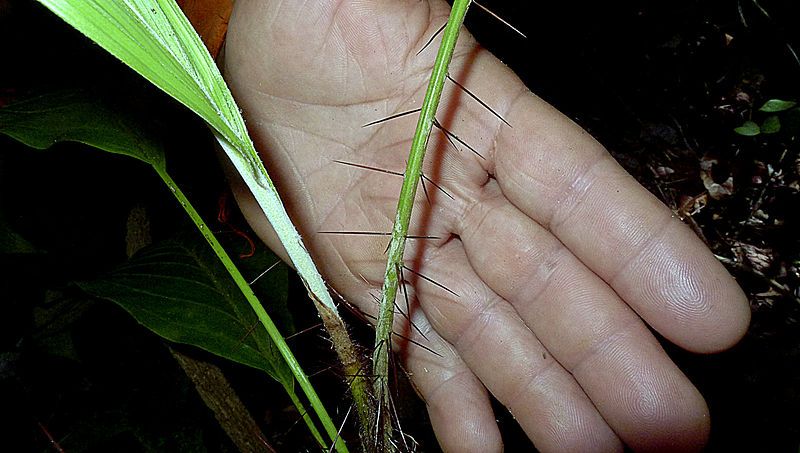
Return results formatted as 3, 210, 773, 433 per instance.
464, 53, 750, 353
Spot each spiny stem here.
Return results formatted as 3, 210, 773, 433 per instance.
372, 0, 473, 448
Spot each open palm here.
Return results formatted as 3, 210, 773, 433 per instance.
222, 1, 750, 451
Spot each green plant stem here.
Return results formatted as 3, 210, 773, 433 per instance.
215, 135, 373, 451
35, 0, 371, 447
155, 167, 348, 453
372, 0, 473, 446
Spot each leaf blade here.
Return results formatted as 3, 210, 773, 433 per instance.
35, 0, 342, 319
0, 90, 165, 168
734, 120, 761, 136
77, 234, 295, 386
36, 0, 247, 151
761, 115, 781, 134
759, 99, 797, 113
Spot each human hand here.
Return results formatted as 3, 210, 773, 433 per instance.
221, 1, 750, 451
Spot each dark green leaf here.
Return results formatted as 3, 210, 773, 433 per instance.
734, 121, 761, 136
77, 233, 294, 386
761, 115, 781, 134
758, 99, 797, 113
0, 213, 40, 254
0, 90, 165, 170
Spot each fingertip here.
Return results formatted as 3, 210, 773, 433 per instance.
615, 219, 752, 354
430, 410, 504, 453
426, 372, 503, 453
402, 316, 504, 453
689, 280, 750, 354
572, 316, 713, 453
625, 391, 711, 453
661, 234, 752, 354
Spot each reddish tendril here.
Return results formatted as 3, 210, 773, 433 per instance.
217, 191, 256, 258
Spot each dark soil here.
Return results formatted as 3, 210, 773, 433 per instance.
1, 0, 798, 452
478, 1, 800, 451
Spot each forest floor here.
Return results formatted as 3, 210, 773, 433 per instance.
1, 0, 798, 452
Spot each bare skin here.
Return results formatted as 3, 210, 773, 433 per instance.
222, 1, 751, 451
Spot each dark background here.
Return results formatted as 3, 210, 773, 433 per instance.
1, 0, 798, 451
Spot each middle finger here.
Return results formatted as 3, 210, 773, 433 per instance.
454, 178, 710, 450
407, 238, 622, 452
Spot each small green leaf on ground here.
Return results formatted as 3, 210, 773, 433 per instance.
0, 90, 165, 169
760, 115, 781, 134
77, 233, 294, 387
734, 120, 761, 136
758, 99, 797, 112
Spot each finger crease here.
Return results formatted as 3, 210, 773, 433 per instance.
547, 153, 609, 234
450, 294, 502, 352
606, 213, 674, 286
569, 315, 643, 379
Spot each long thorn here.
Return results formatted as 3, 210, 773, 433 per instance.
346, 292, 440, 356
334, 159, 453, 200
417, 22, 447, 55
447, 74, 512, 127
402, 265, 460, 297
372, 339, 389, 450
473, 1, 527, 38
342, 362, 377, 381
317, 231, 439, 240
393, 291, 429, 343
420, 175, 432, 206
388, 385, 409, 452
284, 406, 311, 438
251, 427, 279, 453
397, 263, 411, 317
433, 119, 486, 160
38, 422, 66, 453
363, 108, 422, 127
231, 321, 260, 353
350, 298, 378, 322
284, 322, 324, 340
333, 159, 403, 177
374, 389, 383, 450
388, 344, 399, 397
327, 405, 353, 453
248, 260, 280, 285
310, 364, 337, 378
438, 121, 462, 153
421, 173, 455, 200
391, 330, 443, 357
396, 265, 431, 341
